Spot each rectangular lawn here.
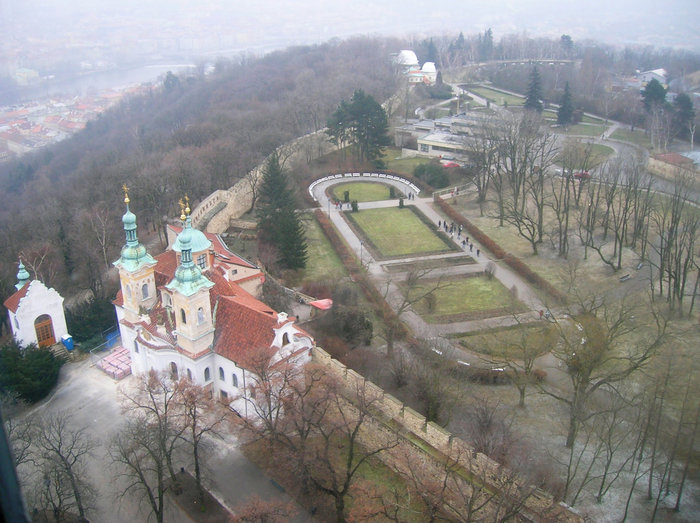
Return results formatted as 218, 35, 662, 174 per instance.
302, 215, 346, 282
346, 207, 456, 258
406, 275, 526, 323
331, 181, 397, 203
467, 86, 524, 106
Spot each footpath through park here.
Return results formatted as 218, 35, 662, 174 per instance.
311, 178, 552, 365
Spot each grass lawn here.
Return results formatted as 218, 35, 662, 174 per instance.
560, 123, 607, 137
301, 214, 346, 282
454, 323, 554, 358
610, 128, 652, 149
555, 143, 614, 168
346, 207, 455, 258
380, 147, 434, 175
331, 181, 397, 203
467, 86, 524, 106
406, 275, 526, 323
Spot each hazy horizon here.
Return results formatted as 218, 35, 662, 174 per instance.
1, 0, 699, 71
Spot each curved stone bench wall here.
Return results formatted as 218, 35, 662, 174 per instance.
308, 172, 421, 202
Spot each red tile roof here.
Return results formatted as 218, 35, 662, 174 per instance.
213, 294, 280, 369
653, 153, 695, 167
154, 250, 178, 287
3, 283, 30, 312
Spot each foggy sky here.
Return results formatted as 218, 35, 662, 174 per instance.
1, 0, 699, 61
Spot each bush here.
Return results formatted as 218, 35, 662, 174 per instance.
65, 296, 117, 342
414, 162, 449, 189
351, 200, 359, 212
343, 190, 350, 203
389, 186, 396, 198
533, 368, 547, 382
328, 306, 373, 347
485, 261, 497, 279
398, 197, 404, 208
0, 341, 64, 403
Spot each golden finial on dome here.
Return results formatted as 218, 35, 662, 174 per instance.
179, 198, 186, 221
122, 184, 130, 204
184, 194, 191, 216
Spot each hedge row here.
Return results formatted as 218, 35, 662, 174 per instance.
434, 198, 506, 258
313, 210, 410, 341
502, 254, 567, 304
434, 198, 566, 305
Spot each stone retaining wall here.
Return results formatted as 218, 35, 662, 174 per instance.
192, 129, 336, 234
311, 346, 582, 522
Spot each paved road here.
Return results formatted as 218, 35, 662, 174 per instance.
23, 359, 312, 522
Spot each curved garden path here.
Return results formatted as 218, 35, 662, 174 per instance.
310, 176, 554, 368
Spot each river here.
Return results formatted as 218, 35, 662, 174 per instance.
7, 63, 198, 104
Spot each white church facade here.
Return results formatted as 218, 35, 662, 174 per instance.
3, 262, 69, 348
112, 191, 314, 414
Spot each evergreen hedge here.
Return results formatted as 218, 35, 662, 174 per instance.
0, 341, 64, 403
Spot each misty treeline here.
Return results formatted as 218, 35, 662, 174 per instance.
0, 37, 400, 310
422, 30, 700, 126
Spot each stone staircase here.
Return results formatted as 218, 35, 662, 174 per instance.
49, 342, 71, 361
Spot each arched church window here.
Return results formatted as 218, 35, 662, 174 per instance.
204, 367, 211, 381
170, 362, 178, 380
180, 309, 187, 324
142, 283, 149, 299
232, 374, 238, 387
133, 340, 139, 353
282, 333, 290, 345
219, 367, 224, 381
197, 307, 205, 324
187, 368, 192, 381
197, 254, 206, 269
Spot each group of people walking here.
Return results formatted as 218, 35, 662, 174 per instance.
438, 220, 479, 257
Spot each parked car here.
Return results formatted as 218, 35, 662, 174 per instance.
574, 171, 590, 180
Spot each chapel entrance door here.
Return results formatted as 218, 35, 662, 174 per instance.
34, 314, 55, 347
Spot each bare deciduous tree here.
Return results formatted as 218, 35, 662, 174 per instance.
32, 411, 96, 521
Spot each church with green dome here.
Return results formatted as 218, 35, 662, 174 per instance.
112, 189, 315, 414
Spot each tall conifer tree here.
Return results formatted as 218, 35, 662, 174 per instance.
524, 67, 543, 113
256, 154, 307, 270
558, 82, 574, 126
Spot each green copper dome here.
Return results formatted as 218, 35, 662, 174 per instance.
15, 260, 30, 290
166, 213, 213, 297
173, 217, 211, 254
113, 192, 156, 273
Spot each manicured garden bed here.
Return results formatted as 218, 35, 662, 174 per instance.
302, 214, 347, 282
331, 181, 398, 202
344, 206, 458, 259
402, 274, 526, 323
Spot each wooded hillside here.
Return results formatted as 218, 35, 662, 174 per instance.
0, 37, 400, 311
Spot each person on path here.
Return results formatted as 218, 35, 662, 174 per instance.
462, 240, 467, 248
469, 244, 473, 252
438, 220, 442, 229
476, 248, 480, 257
